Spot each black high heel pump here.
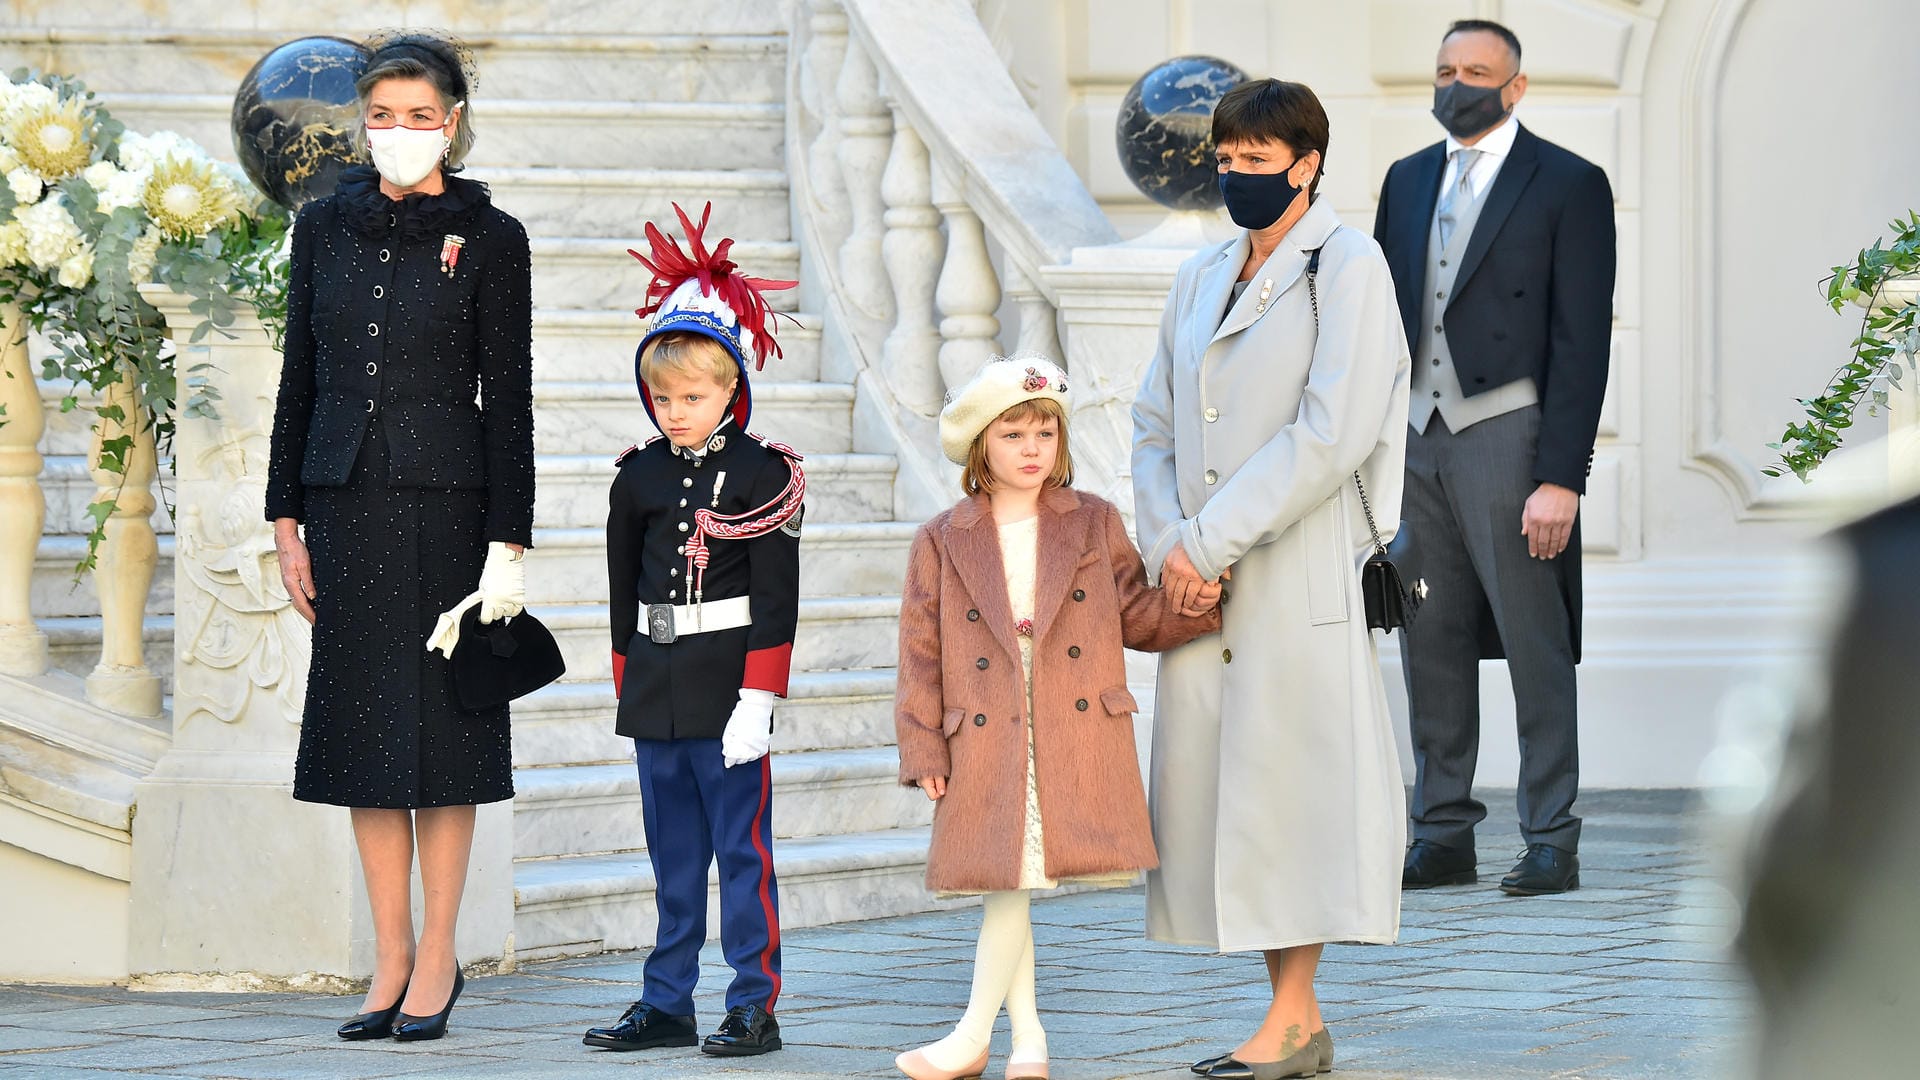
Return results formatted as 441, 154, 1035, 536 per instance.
337, 981, 409, 1041
393, 967, 465, 1042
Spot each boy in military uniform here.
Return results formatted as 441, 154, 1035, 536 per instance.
583, 205, 803, 1058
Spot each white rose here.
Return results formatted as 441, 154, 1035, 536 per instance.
57, 245, 93, 289
6, 167, 42, 206
115, 132, 154, 173
0, 80, 56, 128
0, 145, 19, 174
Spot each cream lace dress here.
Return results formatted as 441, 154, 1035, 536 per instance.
999, 515, 1136, 892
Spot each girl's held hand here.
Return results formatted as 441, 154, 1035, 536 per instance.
917, 776, 947, 801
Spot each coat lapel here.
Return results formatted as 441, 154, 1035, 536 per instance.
1392, 143, 1447, 329
1189, 234, 1247, 357
1029, 486, 1087, 641
1209, 198, 1341, 347
1452, 124, 1539, 296
944, 494, 1020, 662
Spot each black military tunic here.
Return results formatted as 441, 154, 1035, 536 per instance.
607, 428, 802, 740
266, 166, 534, 808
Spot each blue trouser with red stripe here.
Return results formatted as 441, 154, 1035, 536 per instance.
633, 737, 782, 1016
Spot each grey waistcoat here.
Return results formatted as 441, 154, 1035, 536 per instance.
1409, 169, 1538, 434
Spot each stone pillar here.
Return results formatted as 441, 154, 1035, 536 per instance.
1040, 240, 1198, 521
879, 114, 946, 416
834, 35, 895, 327
127, 287, 513, 988
0, 300, 49, 676
932, 164, 1002, 391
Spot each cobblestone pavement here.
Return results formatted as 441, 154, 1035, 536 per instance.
0, 790, 1745, 1079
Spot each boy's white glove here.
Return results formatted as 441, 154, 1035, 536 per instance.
722, 688, 776, 768
426, 543, 526, 658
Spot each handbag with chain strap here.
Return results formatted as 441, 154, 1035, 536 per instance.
1305, 239, 1427, 632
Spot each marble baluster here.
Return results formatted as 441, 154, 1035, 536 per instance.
802, 0, 851, 250
933, 165, 1003, 390
1003, 262, 1064, 365
0, 301, 49, 676
880, 115, 946, 417
84, 370, 162, 717
834, 35, 895, 327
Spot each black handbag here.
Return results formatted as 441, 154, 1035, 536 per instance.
1306, 240, 1427, 633
449, 605, 567, 711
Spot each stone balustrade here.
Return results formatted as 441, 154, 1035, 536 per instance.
786, 0, 1120, 519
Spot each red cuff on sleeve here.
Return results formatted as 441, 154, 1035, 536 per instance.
612, 650, 627, 698
742, 643, 792, 698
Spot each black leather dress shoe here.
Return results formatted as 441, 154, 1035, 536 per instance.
1501, 843, 1580, 895
701, 1003, 782, 1056
337, 983, 407, 1041
583, 1001, 698, 1050
1402, 838, 1477, 889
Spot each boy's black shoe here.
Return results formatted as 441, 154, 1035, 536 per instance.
582, 1001, 698, 1050
701, 1004, 782, 1056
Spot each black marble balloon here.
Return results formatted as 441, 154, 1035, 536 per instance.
1116, 55, 1249, 211
231, 36, 369, 210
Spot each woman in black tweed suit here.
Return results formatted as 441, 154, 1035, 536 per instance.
265, 33, 533, 1041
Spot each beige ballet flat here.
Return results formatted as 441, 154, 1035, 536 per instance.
896, 1046, 990, 1080
1005, 1060, 1049, 1080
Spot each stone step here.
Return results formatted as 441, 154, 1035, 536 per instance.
41, 614, 177, 696
104, 94, 787, 172
512, 747, 929, 860
0, 30, 786, 103
528, 238, 800, 312
34, 456, 175, 538
510, 669, 899, 769
530, 309, 821, 384
534, 451, 895, 529
511, 825, 935, 959
4, 1, 788, 36
464, 166, 789, 240
529, 593, 901, 686
532, 381, 854, 456
526, 521, 917, 605
33, 535, 176, 619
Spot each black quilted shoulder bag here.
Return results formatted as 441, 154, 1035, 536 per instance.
1304, 241, 1427, 633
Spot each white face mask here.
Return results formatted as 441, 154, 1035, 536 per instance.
365, 102, 461, 188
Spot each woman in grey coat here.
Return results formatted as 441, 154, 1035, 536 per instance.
1131, 80, 1412, 1080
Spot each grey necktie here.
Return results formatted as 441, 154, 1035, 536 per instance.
1437, 147, 1483, 250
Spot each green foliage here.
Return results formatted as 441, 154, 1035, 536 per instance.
1768, 211, 1920, 481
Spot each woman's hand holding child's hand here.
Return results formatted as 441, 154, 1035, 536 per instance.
1180, 566, 1230, 618
917, 776, 947, 801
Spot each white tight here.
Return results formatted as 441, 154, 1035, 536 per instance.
919, 889, 1047, 1069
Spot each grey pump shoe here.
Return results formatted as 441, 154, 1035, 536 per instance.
1312, 1027, 1333, 1073
1200, 1035, 1324, 1080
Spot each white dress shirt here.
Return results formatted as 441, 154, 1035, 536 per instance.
1441, 114, 1520, 201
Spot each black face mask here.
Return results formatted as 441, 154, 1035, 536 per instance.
1431, 76, 1514, 140
1217, 165, 1307, 231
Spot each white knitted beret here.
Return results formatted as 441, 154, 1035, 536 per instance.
938, 354, 1071, 465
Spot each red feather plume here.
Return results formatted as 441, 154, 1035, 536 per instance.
627, 202, 799, 371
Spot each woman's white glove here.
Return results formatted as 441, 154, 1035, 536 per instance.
426, 543, 526, 659
722, 688, 777, 768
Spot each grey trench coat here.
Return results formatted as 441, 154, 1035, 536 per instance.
1131, 198, 1411, 951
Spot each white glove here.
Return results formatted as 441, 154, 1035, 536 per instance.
427, 592, 483, 659
477, 541, 527, 624
722, 688, 776, 768
425, 543, 526, 658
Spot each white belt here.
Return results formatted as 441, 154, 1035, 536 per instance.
644, 595, 752, 643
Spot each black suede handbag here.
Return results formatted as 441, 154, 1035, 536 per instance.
450, 605, 567, 711
1305, 240, 1426, 633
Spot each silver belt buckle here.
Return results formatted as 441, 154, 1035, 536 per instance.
646, 603, 678, 644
